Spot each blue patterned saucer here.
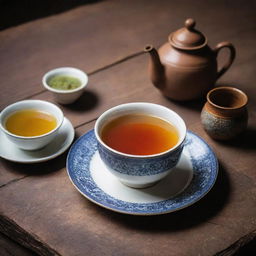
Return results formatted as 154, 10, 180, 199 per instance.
67, 130, 218, 215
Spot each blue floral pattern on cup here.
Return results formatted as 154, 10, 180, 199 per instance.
98, 142, 184, 176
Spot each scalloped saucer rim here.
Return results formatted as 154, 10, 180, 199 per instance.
0, 117, 74, 163
66, 130, 218, 215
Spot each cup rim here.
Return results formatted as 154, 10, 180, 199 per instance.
95, 102, 187, 159
207, 86, 248, 110
42, 67, 88, 94
0, 100, 64, 140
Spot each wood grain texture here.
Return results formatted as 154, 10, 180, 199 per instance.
0, 216, 58, 256
0, 232, 36, 256
0, 55, 256, 255
1, 37, 255, 185
0, 0, 256, 255
216, 230, 256, 256
1, 0, 255, 109
0, 119, 256, 256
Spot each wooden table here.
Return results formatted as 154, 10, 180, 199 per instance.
0, 0, 256, 255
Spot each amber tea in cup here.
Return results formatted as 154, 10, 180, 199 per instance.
0, 100, 64, 150
5, 109, 57, 137
101, 114, 179, 155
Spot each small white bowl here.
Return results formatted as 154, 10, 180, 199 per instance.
0, 100, 64, 151
43, 67, 88, 104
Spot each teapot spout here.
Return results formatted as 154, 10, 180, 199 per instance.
144, 45, 165, 89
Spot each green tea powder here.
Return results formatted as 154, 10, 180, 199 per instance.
48, 75, 81, 90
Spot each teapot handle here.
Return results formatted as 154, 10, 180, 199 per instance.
214, 41, 236, 79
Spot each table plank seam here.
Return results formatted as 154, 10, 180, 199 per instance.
206, 220, 236, 231
74, 117, 97, 129
0, 175, 28, 190
0, 215, 60, 256
1, 119, 255, 192
0, 1, 255, 255
87, 50, 144, 76
1, 50, 145, 111
0, 117, 98, 189
0, 117, 97, 189
215, 229, 256, 256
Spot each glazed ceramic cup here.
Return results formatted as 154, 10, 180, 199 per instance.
201, 87, 248, 140
43, 67, 88, 104
0, 100, 64, 150
95, 102, 187, 188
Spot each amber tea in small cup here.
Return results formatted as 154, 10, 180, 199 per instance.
5, 109, 57, 137
0, 100, 64, 150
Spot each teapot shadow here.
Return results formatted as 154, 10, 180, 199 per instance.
165, 96, 205, 112
164, 83, 245, 112
215, 82, 240, 89
82, 161, 230, 232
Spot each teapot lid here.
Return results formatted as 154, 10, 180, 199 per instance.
169, 18, 207, 50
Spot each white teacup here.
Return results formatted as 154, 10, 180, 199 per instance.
95, 102, 187, 188
0, 100, 64, 150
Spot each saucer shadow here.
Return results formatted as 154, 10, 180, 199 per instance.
1, 150, 68, 176
82, 161, 231, 232
62, 89, 99, 112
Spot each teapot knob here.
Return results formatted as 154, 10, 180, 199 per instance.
185, 18, 196, 30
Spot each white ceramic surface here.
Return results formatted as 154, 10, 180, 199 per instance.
0, 100, 64, 150
95, 102, 187, 188
43, 67, 88, 104
90, 151, 193, 203
0, 117, 74, 163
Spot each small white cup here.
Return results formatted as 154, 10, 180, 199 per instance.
43, 67, 88, 104
0, 100, 64, 150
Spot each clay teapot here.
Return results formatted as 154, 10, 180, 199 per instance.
145, 18, 236, 101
